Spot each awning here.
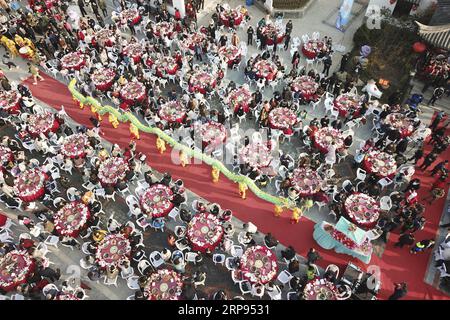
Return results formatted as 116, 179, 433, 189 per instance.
416, 21, 450, 50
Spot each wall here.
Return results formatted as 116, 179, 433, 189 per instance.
415, 0, 438, 14
167, 0, 186, 18
367, 0, 437, 15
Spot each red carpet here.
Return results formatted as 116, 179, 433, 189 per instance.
23, 73, 450, 300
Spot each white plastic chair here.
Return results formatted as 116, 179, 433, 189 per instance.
277, 270, 294, 285
42, 283, 59, 297
230, 245, 244, 258
379, 196, 392, 211
44, 235, 59, 248
126, 276, 140, 290
251, 283, 265, 298
138, 259, 152, 276
212, 253, 225, 265
378, 177, 393, 190
168, 207, 180, 221
238, 280, 252, 295
266, 284, 282, 300
66, 187, 79, 202
149, 251, 165, 269
103, 274, 118, 287
185, 252, 199, 264
356, 168, 367, 182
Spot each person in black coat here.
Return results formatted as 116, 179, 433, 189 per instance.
281, 246, 296, 261
171, 193, 185, 206
160, 172, 172, 186
306, 248, 321, 266
339, 53, 349, 72
247, 25, 254, 46
388, 283, 408, 300
264, 233, 279, 248
395, 139, 408, 155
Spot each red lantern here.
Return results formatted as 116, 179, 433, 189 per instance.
413, 42, 427, 53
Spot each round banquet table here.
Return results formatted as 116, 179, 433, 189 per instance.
153, 21, 176, 38
313, 127, 345, 153
0, 145, 13, 168
383, 113, 415, 138
228, 86, 252, 113
291, 167, 324, 196
144, 269, 183, 300
220, 9, 243, 27
122, 43, 143, 63
239, 142, 273, 170
93, 29, 115, 47
303, 277, 339, 300
290, 76, 319, 101
98, 157, 129, 186
60, 52, 85, 71
158, 101, 186, 124
54, 201, 90, 237
187, 213, 224, 253
56, 293, 81, 300
344, 193, 380, 229
27, 112, 59, 137
0, 90, 21, 114
0, 250, 35, 292
218, 45, 241, 66
240, 246, 278, 284
197, 121, 227, 147
95, 233, 131, 268
120, 81, 146, 105
182, 32, 207, 51
268, 107, 297, 134
189, 72, 217, 94
140, 184, 174, 218
261, 24, 285, 45
120, 8, 141, 26
254, 60, 278, 81
92, 68, 116, 91
302, 40, 327, 59
61, 133, 88, 159
153, 56, 179, 77
334, 93, 362, 117
362, 149, 397, 178
14, 168, 48, 202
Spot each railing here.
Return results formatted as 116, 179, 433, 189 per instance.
67, 79, 299, 213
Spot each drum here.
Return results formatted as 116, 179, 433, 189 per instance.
19, 46, 33, 60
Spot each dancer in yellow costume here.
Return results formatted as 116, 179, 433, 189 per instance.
211, 166, 220, 183
274, 205, 283, 217
14, 34, 26, 47
290, 207, 302, 224
238, 181, 248, 200
109, 113, 119, 128
130, 123, 140, 140
179, 150, 188, 167
90, 104, 102, 122
1, 35, 19, 57
156, 136, 166, 154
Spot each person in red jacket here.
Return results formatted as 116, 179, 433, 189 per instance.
174, 8, 181, 21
